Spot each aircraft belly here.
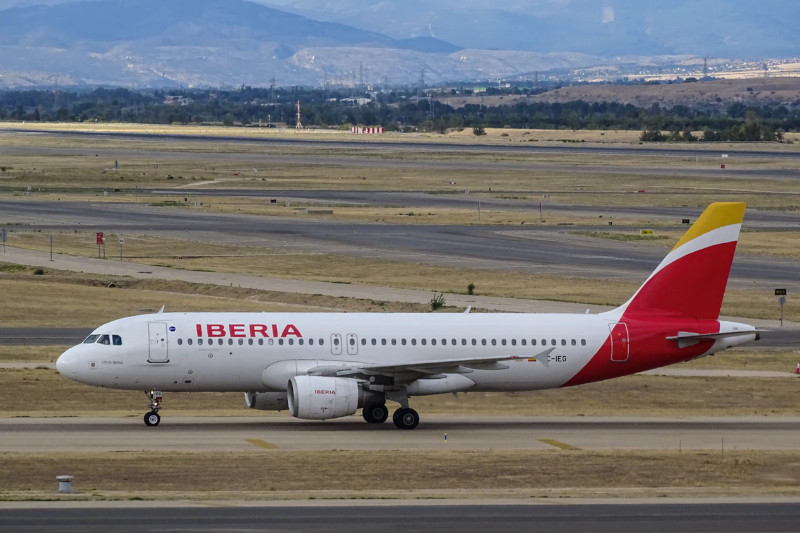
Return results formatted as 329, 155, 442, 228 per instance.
468, 358, 588, 392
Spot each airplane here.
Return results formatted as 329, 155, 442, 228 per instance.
56, 202, 759, 429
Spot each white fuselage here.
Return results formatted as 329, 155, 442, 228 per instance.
56, 311, 757, 396
57, 311, 622, 393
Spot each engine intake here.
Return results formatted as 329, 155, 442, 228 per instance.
287, 375, 360, 420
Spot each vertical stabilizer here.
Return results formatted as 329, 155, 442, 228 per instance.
610, 202, 746, 321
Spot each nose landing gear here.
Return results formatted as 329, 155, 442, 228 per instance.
144, 390, 163, 426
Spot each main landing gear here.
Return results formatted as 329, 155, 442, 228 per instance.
362, 403, 389, 424
362, 403, 419, 429
144, 390, 163, 427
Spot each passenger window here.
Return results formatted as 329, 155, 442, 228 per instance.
461, 339, 467, 346
98, 335, 110, 345
511, 339, 516, 346
333, 338, 340, 346
112, 335, 122, 346
421, 339, 427, 346
581, 339, 587, 346
491, 339, 497, 346
521, 339, 526, 346
298, 339, 303, 346
531, 339, 536, 346
319, 339, 324, 346
411, 339, 417, 346
501, 339, 507, 346
350, 338, 356, 346
248, 339, 254, 345
571, 339, 576, 346
287, 339, 293, 346
278, 339, 284, 346
381, 339, 387, 345
401, 339, 407, 346
268, 339, 274, 346
391, 339, 397, 346
481, 339, 487, 346
472, 339, 477, 346
198, 339, 204, 346
361, 338, 367, 345
551, 339, 556, 346
177, 338, 183, 346
561, 339, 567, 346
258, 339, 264, 345
371, 339, 377, 346
187, 338, 193, 346
227, 339, 232, 345
83, 334, 100, 344
431, 339, 437, 346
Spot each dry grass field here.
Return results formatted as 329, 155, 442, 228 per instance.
2, 449, 800, 500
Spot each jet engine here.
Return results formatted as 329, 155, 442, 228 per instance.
244, 391, 289, 411
287, 375, 360, 420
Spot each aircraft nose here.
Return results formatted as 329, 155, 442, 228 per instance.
56, 347, 79, 378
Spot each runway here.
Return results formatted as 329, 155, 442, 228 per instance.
1, 200, 798, 288
2, 416, 799, 452
8, 126, 800, 161
3, 501, 800, 533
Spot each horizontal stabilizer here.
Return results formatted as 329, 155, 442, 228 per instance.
666, 330, 763, 349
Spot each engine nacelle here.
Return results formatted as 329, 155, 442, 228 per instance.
287, 376, 360, 420
244, 391, 289, 411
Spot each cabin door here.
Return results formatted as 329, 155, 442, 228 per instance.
147, 322, 169, 363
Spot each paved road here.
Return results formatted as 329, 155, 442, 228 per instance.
3, 502, 800, 533
3, 416, 800, 452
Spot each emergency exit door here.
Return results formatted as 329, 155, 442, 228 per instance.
609, 322, 629, 363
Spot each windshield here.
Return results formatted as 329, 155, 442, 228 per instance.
82, 334, 100, 344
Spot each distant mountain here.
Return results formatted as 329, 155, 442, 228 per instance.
0, 0, 608, 88
269, 0, 800, 59
0, 0, 454, 52
2, 0, 790, 90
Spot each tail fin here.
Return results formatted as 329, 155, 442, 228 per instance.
611, 202, 745, 321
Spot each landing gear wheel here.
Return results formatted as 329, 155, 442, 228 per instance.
393, 407, 419, 430
362, 404, 389, 424
144, 411, 161, 427
143, 390, 163, 427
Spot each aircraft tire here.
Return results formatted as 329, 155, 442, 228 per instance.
144, 411, 161, 426
393, 407, 419, 430
363, 404, 389, 424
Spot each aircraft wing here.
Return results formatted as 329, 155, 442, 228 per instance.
307, 349, 555, 380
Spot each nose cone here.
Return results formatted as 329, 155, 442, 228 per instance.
56, 346, 79, 380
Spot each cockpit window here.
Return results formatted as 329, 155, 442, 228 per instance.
98, 335, 111, 345
112, 335, 122, 346
83, 334, 100, 344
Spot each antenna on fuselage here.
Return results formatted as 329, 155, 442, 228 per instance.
157, 305, 165, 314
